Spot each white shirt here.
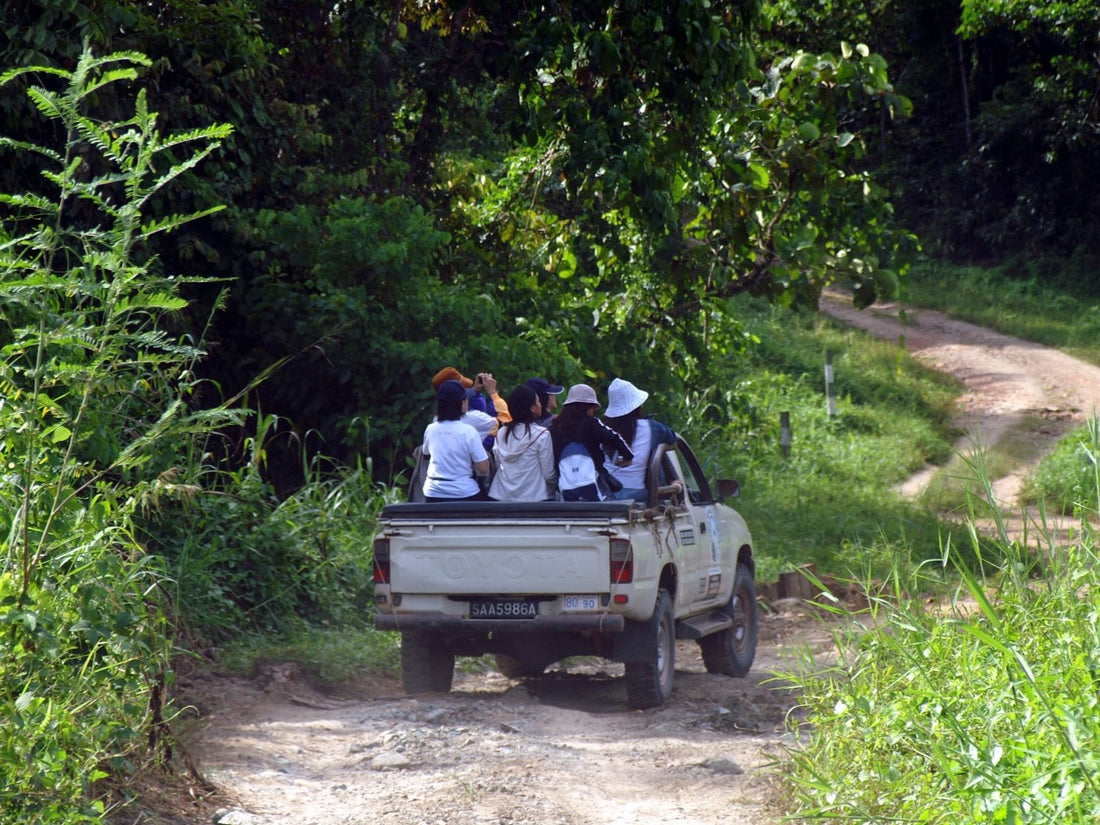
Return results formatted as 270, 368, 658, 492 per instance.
607, 420, 653, 489
460, 409, 498, 439
422, 419, 488, 499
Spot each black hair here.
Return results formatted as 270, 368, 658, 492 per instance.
604, 407, 642, 448
500, 384, 538, 444
549, 400, 597, 459
523, 379, 551, 412
436, 396, 464, 421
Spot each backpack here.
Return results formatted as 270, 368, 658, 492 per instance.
557, 441, 603, 501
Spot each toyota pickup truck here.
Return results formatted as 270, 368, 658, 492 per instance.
371, 436, 757, 708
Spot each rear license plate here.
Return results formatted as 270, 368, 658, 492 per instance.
563, 595, 599, 611
469, 599, 537, 619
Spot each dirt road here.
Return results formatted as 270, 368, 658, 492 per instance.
818, 290, 1100, 507
174, 293, 1100, 825
181, 604, 831, 825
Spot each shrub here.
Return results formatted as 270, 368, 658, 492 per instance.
0, 48, 235, 818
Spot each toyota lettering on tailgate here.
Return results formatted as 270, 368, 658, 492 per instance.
414, 551, 587, 580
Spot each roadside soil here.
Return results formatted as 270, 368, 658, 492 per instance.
160, 292, 1100, 825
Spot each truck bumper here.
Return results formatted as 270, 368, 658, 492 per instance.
374, 613, 625, 633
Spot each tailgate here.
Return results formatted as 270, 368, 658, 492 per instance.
390, 522, 611, 594
380, 503, 629, 595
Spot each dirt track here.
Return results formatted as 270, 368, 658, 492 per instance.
172, 292, 1100, 825
181, 601, 831, 825
818, 290, 1100, 509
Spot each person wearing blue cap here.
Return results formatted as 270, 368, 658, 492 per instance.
524, 377, 564, 427
421, 380, 490, 501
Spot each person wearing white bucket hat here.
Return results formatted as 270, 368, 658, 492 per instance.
603, 378, 678, 501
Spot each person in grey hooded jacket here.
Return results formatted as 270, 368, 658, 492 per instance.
488, 384, 557, 502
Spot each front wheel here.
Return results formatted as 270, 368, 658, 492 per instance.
624, 588, 675, 709
400, 631, 455, 694
699, 562, 758, 677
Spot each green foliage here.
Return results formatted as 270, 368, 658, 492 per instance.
1026, 417, 1100, 514
959, 0, 1100, 38
0, 48, 236, 818
783, 509, 1100, 822
139, 416, 398, 642
232, 193, 584, 477
0, 2, 924, 485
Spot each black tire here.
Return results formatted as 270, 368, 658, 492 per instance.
493, 654, 547, 679
624, 588, 675, 709
699, 562, 758, 677
400, 631, 455, 693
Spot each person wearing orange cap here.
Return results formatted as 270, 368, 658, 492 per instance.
430, 367, 511, 446
422, 380, 490, 501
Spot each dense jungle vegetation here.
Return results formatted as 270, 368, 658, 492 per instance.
3, 0, 1100, 821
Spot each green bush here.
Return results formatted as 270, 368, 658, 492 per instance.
783, 507, 1100, 822
140, 416, 397, 642
0, 49, 235, 819
1025, 417, 1100, 514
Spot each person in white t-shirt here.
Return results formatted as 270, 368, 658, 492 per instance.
422, 380, 490, 501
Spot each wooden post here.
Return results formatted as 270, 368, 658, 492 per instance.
780, 411, 791, 459
778, 563, 819, 601
824, 350, 836, 418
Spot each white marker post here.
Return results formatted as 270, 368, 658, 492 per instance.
825, 350, 836, 418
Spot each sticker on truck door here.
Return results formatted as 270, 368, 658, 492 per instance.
706, 506, 721, 564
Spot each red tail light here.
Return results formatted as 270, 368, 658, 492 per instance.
372, 537, 390, 585
610, 538, 633, 583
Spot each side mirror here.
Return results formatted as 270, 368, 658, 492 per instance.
716, 478, 740, 500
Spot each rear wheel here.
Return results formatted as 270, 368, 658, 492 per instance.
699, 562, 757, 677
400, 631, 455, 693
624, 588, 675, 709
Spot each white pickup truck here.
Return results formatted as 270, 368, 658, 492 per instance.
372, 436, 757, 708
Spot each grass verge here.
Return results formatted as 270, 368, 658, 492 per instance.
906, 259, 1100, 366
781, 446, 1100, 822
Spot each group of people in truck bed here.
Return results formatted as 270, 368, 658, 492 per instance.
421, 367, 676, 503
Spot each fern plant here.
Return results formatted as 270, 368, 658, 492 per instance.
0, 48, 238, 820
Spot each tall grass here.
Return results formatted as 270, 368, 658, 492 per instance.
782, 451, 1100, 822
139, 414, 400, 644
0, 50, 237, 820
1025, 417, 1100, 514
